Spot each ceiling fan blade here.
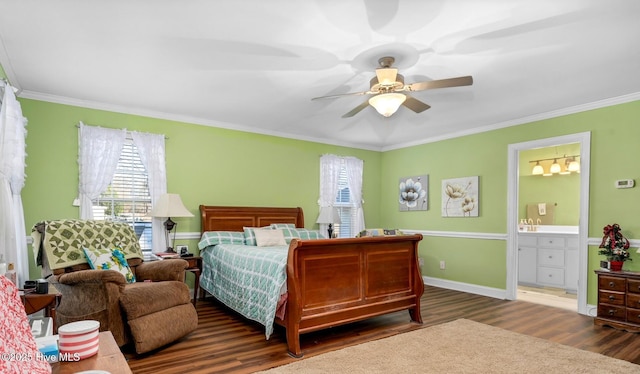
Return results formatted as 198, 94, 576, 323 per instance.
312, 90, 371, 100
402, 96, 431, 113
375, 67, 398, 86
341, 100, 371, 118
407, 76, 473, 92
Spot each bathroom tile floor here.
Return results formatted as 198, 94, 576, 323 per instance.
517, 285, 577, 311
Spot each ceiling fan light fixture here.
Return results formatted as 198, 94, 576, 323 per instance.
369, 93, 406, 117
313, 55, 472, 118
376, 68, 398, 86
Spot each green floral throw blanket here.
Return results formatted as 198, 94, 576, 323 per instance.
32, 219, 143, 270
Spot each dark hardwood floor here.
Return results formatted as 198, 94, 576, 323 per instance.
125, 286, 640, 373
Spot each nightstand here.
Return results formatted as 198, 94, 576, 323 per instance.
167, 256, 202, 307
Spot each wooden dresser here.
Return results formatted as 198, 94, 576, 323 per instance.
594, 270, 640, 332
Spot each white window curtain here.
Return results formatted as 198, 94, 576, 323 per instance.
318, 154, 342, 236
130, 131, 167, 254
344, 156, 365, 234
78, 122, 126, 219
0, 80, 29, 286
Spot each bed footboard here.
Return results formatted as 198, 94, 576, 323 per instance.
281, 234, 424, 357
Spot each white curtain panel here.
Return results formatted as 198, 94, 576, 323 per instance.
344, 156, 365, 234
0, 81, 28, 285
78, 122, 126, 219
131, 131, 167, 253
318, 154, 342, 235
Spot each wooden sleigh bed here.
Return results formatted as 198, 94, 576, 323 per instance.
198, 205, 424, 357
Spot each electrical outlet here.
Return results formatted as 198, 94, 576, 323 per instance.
418, 257, 424, 266
439, 260, 446, 270
177, 245, 188, 254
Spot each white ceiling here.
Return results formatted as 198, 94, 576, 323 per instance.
1, 0, 639, 151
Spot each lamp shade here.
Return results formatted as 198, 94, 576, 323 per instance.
568, 159, 580, 172
151, 194, 194, 218
531, 162, 544, 175
368, 93, 406, 117
549, 159, 561, 174
316, 207, 340, 224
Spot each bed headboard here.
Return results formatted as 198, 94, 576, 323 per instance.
199, 205, 305, 233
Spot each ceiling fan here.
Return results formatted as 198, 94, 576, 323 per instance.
312, 56, 473, 118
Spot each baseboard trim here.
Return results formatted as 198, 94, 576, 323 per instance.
423, 276, 507, 299
423, 276, 597, 316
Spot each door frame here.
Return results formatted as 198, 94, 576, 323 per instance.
506, 132, 591, 315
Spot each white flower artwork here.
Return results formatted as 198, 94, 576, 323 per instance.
442, 176, 479, 217
398, 175, 428, 211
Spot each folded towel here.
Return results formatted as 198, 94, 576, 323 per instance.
538, 203, 547, 216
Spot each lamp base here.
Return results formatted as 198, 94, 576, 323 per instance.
163, 217, 178, 253
327, 224, 334, 239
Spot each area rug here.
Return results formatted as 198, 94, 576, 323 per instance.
256, 319, 638, 373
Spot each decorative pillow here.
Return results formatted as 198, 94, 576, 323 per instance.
243, 226, 272, 246
295, 228, 326, 240
279, 227, 300, 243
280, 228, 326, 243
198, 231, 246, 250
255, 229, 287, 247
83, 246, 136, 283
270, 223, 296, 229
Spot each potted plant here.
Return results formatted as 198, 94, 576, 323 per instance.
598, 223, 632, 271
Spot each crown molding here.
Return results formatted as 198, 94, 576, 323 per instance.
382, 92, 640, 152
17, 89, 640, 153
18, 90, 384, 152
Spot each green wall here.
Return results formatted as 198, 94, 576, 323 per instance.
380, 101, 640, 305
19, 99, 382, 278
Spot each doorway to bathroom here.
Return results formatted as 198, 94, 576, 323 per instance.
506, 132, 591, 315
516, 143, 580, 311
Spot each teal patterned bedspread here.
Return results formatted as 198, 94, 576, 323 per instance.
199, 243, 288, 338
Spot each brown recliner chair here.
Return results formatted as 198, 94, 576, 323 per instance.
33, 219, 198, 354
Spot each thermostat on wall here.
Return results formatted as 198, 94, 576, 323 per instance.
615, 179, 635, 189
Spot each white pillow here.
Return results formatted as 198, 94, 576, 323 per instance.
254, 228, 287, 247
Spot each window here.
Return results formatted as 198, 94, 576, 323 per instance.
333, 162, 356, 238
93, 139, 153, 251
319, 154, 364, 238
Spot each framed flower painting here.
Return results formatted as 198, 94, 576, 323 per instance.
398, 175, 428, 211
442, 176, 479, 217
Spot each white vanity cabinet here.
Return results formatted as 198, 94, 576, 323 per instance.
517, 232, 579, 292
518, 236, 538, 285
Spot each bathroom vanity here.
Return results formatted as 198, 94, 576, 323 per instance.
518, 226, 579, 293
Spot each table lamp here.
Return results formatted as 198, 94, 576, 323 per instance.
316, 206, 341, 239
151, 193, 194, 253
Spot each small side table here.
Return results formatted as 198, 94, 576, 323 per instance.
20, 288, 61, 333
183, 256, 202, 307
51, 331, 132, 374
165, 256, 202, 307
